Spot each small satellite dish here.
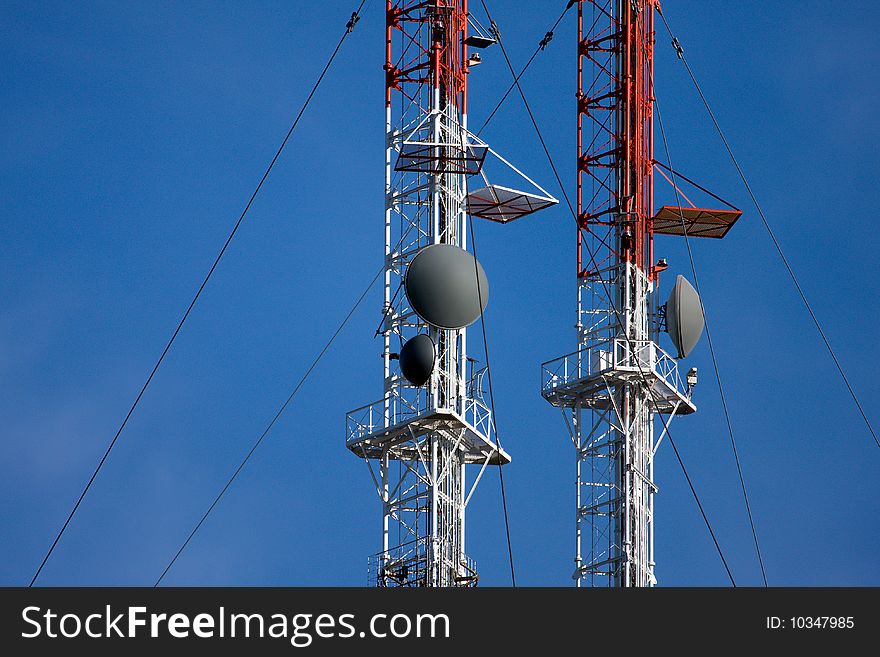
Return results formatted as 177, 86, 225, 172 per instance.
666, 275, 705, 359
399, 334, 436, 386
404, 244, 489, 330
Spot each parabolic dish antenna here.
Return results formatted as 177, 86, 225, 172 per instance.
404, 244, 489, 330
399, 334, 436, 386
666, 274, 705, 359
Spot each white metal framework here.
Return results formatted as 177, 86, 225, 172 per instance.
541, 266, 695, 587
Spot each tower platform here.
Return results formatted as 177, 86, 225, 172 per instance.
541, 339, 696, 415
345, 392, 510, 465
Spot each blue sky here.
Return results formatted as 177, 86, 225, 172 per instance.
2, 0, 878, 587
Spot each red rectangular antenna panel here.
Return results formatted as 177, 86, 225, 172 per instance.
652, 206, 743, 239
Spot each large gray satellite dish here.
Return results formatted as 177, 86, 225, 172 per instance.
404, 244, 489, 330
399, 334, 436, 386
666, 274, 704, 359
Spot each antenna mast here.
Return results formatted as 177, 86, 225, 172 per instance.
541, 0, 696, 587
346, 0, 507, 588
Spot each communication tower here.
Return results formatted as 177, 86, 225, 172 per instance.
540, 0, 741, 587
346, 0, 556, 587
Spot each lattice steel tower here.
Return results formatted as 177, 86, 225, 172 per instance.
540, 0, 739, 587
345, 0, 508, 588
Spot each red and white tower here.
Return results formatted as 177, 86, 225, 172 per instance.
345, 0, 504, 588
541, 0, 739, 586
346, 0, 557, 588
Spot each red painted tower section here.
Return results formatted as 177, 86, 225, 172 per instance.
577, 0, 656, 282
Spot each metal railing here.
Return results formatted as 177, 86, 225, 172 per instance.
541, 338, 685, 396
346, 387, 494, 447
463, 396, 494, 443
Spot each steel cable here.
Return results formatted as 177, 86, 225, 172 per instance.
155, 264, 383, 586
29, 0, 370, 587
657, 8, 879, 452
